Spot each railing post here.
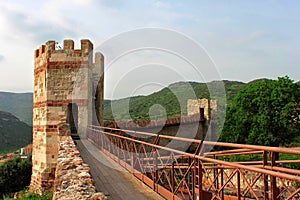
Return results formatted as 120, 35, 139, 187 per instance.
171, 162, 175, 198
100, 130, 103, 148
130, 143, 134, 173
220, 168, 224, 200
108, 136, 111, 153
237, 169, 241, 200
198, 159, 203, 200
188, 157, 191, 195
263, 151, 268, 199
270, 152, 278, 200
117, 138, 120, 164
153, 149, 158, 192
192, 158, 196, 200
98, 130, 101, 148
214, 155, 218, 196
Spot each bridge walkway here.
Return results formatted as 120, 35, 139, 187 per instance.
73, 136, 164, 200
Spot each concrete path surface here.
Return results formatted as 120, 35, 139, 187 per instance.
74, 138, 165, 200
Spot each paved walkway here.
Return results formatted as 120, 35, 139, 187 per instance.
74, 138, 164, 200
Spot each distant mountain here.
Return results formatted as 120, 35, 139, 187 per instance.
0, 111, 32, 153
0, 92, 33, 125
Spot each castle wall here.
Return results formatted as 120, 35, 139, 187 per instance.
30, 39, 104, 191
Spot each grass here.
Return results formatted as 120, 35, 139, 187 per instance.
2, 187, 52, 200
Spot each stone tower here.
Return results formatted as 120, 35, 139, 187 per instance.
30, 39, 104, 191
187, 99, 218, 120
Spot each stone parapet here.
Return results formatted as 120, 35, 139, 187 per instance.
53, 136, 107, 200
103, 114, 203, 129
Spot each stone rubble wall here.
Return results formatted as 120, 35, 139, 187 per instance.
53, 136, 107, 200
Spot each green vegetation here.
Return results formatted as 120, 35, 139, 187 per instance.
16, 193, 52, 200
0, 92, 32, 126
220, 76, 300, 147
2, 188, 52, 200
0, 157, 32, 199
104, 80, 246, 120
0, 111, 32, 153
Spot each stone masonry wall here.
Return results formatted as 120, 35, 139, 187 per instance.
53, 136, 107, 200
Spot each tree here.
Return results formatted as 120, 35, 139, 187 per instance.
220, 76, 300, 147
0, 157, 32, 198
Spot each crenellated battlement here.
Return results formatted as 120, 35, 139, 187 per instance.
34, 39, 94, 59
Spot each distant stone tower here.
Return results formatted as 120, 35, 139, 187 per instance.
187, 99, 218, 120
30, 39, 104, 191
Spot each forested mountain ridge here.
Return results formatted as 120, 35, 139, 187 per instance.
0, 92, 32, 125
103, 80, 246, 120
0, 111, 32, 153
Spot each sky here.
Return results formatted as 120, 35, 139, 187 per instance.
0, 0, 299, 99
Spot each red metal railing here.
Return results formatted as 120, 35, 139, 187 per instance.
87, 125, 300, 200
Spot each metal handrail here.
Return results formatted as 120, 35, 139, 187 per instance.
88, 126, 300, 182
89, 125, 300, 155
87, 125, 300, 200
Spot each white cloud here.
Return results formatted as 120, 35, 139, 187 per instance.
153, 1, 171, 9
0, 0, 299, 94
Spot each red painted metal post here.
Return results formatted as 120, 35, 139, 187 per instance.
154, 149, 158, 192
101, 131, 104, 150
171, 162, 175, 197
237, 170, 241, 200
130, 143, 134, 174
270, 152, 278, 200
188, 157, 191, 196
220, 168, 224, 200
192, 158, 196, 200
214, 155, 218, 196
263, 151, 268, 200
198, 159, 203, 200
117, 138, 120, 164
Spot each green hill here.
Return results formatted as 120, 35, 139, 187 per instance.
0, 111, 32, 153
0, 92, 33, 125
104, 80, 246, 120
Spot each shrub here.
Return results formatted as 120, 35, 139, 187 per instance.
0, 157, 32, 198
